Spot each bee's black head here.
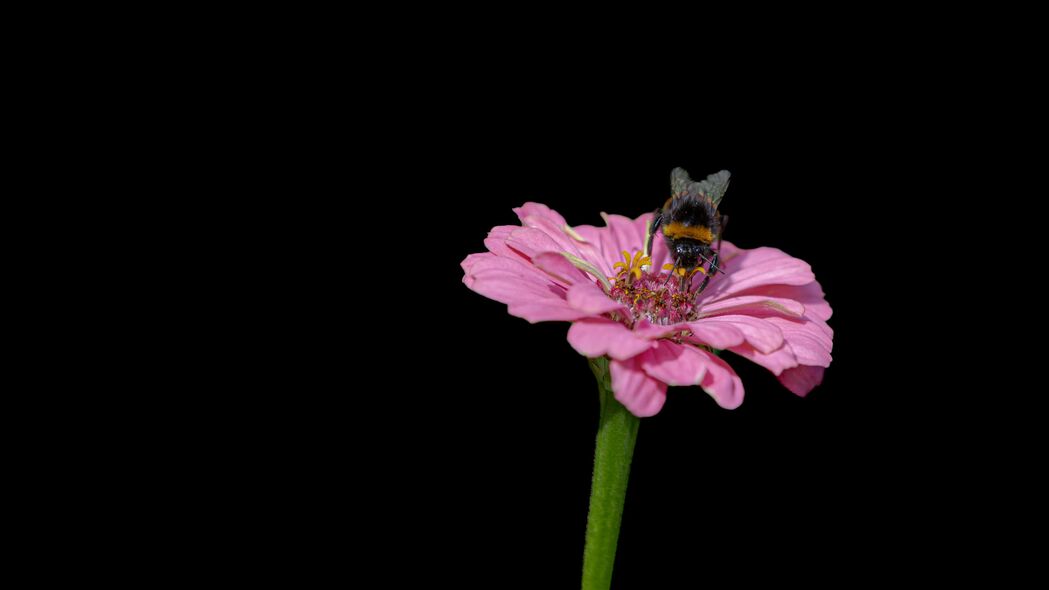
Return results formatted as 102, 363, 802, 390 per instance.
672, 239, 707, 271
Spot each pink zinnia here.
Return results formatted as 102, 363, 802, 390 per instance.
461, 202, 833, 417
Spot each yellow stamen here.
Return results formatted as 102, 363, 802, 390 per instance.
619, 250, 650, 280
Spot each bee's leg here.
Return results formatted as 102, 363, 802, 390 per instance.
716, 214, 729, 253
646, 210, 662, 258
663, 256, 680, 287
711, 213, 728, 275
694, 250, 719, 296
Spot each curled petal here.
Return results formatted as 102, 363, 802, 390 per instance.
697, 351, 745, 410
461, 252, 495, 288
778, 365, 825, 397
729, 342, 799, 376
513, 202, 568, 228
766, 317, 833, 368
567, 318, 654, 360
639, 341, 708, 386
728, 316, 832, 379
610, 356, 668, 417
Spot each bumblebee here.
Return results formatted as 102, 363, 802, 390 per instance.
646, 167, 731, 293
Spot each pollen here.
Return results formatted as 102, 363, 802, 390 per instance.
662, 264, 705, 278
610, 251, 701, 325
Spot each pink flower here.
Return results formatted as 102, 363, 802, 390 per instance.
461, 202, 833, 417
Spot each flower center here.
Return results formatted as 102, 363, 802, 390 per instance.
609, 250, 704, 325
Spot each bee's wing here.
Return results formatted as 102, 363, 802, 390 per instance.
696, 170, 731, 207
671, 168, 731, 207
670, 167, 694, 198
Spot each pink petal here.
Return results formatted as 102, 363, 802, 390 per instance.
684, 320, 746, 350
532, 252, 589, 286
465, 255, 565, 300
634, 342, 745, 410
702, 246, 816, 300
698, 295, 806, 319
506, 302, 592, 323
517, 213, 606, 271
467, 244, 550, 278
461, 252, 495, 288
571, 229, 610, 275
728, 343, 799, 376
576, 213, 655, 274
766, 317, 833, 368
567, 318, 655, 360
638, 341, 708, 386
466, 256, 590, 323
697, 351, 745, 410
601, 213, 648, 266
727, 315, 832, 376
727, 281, 833, 321
717, 240, 742, 260
483, 225, 529, 262
505, 227, 567, 259
778, 365, 825, 397
566, 282, 628, 315
631, 319, 691, 341
513, 202, 568, 228
691, 315, 784, 354
610, 356, 668, 417
466, 266, 579, 322
469, 278, 567, 309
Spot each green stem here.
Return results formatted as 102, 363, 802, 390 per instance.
582, 357, 641, 590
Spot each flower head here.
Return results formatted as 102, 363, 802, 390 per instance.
461, 203, 833, 417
